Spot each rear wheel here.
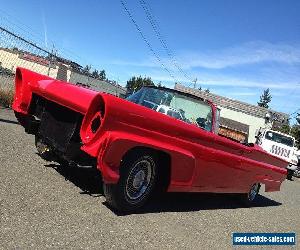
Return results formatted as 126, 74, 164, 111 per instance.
35, 136, 55, 161
103, 152, 157, 212
240, 183, 261, 206
293, 167, 300, 178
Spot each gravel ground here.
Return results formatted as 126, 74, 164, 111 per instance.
0, 108, 299, 249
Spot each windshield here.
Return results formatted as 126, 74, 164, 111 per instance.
264, 131, 295, 147
127, 87, 213, 131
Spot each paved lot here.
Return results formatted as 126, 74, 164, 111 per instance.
0, 108, 299, 249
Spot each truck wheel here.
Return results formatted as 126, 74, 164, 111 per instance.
240, 183, 261, 207
293, 167, 300, 178
35, 136, 54, 161
103, 153, 157, 212
287, 169, 294, 180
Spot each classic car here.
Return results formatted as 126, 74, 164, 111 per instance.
12, 68, 288, 211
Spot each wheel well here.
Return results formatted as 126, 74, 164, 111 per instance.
121, 146, 171, 192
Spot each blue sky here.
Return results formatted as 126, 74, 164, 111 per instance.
0, 0, 299, 117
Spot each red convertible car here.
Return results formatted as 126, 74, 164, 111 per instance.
12, 68, 288, 211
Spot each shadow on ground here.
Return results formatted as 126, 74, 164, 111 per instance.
45, 163, 282, 215
132, 193, 281, 215
45, 163, 104, 197
0, 117, 19, 125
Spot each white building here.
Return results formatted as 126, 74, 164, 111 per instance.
175, 84, 289, 143
0, 47, 126, 97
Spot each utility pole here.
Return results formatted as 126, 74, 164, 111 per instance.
116, 77, 120, 97
47, 44, 56, 76
193, 78, 197, 89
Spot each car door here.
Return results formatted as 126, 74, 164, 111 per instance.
193, 134, 245, 192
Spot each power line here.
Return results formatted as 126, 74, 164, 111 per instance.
120, 0, 177, 82
0, 9, 88, 65
0, 26, 55, 56
0, 11, 125, 87
139, 0, 194, 83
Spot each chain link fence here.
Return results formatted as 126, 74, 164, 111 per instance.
0, 26, 126, 107
0, 26, 57, 99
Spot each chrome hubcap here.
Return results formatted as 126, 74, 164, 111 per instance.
126, 159, 153, 201
132, 170, 146, 189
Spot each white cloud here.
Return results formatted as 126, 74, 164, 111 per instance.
110, 58, 156, 68
177, 41, 300, 69
109, 41, 300, 108
110, 41, 300, 70
147, 71, 300, 90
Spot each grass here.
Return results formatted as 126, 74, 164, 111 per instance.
0, 87, 14, 108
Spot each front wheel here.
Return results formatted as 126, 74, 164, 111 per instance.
103, 152, 157, 212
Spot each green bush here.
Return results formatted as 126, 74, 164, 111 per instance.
0, 88, 14, 108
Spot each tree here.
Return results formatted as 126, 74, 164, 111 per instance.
143, 76, 154, 86
258, 88, 272, 109
204, 88, 210, 93
296, 113, 300, 124
291, 125, 300, 149
126, 76, 155, 94
291, 114, 300, 149
0, 65, 14, 76
277, 124, 291, 134
99, 70, 106, 81
91, 69, 99, 79
275, 114, 300, 149
82, 65, 91, 75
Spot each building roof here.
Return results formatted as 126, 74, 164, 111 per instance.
175, 84, 289, 121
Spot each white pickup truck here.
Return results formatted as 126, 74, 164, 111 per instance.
255, 128, 298, 179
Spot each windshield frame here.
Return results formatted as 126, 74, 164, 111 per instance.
126, 86, 216, 133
